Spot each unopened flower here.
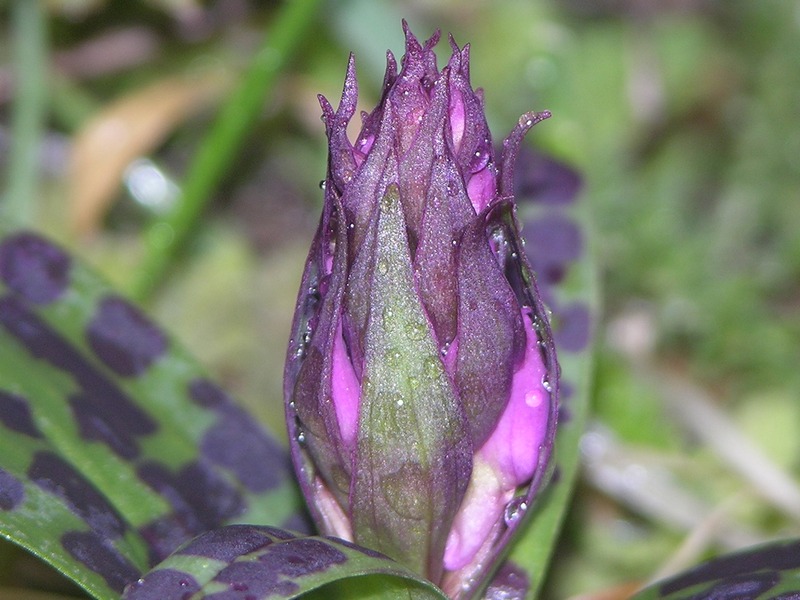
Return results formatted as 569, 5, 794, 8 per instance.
284, 22, 558, 599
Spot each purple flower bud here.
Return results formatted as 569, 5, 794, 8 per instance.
284, 22, 558, 599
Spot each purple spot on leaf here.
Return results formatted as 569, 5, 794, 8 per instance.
178, 525, 274, 563
190, 379, 293, 493
188, 378, 228, 409
0, 232, 71, 305
201, 408, 291, 493
123, 568, 200, 600
0, 297, 157, 458
69, 392, 140, 459
554, 302, 591, 353
137, 460, 245, 536
209, 561, 297, 599
0, 467, 25, 510
550, 466, 562, 485
29, 451, 127, 539
62, 530, 141, 593
661, 539, 800, 595
686, 572, 779, 600
87, 296, 167, 377
484, 560, 530, 600
523, 214, 583, 287
138, 515, 196, 565
514, 148, 582, 206
257, 538, 347, 577
0, 390, 42, 438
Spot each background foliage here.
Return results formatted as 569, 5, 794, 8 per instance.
1, 0, 799, 598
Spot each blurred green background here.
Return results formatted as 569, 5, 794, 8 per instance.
1, 0, 799, 598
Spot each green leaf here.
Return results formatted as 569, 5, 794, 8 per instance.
629, 539, 800, 600
122, 525, 447, 599
0, 228, 304, 598
494, 150, 597, 599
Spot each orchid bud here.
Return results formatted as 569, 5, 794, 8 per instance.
284, 22, 559, 599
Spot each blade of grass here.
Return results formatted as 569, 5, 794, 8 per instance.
2, 0, 49, 226
129, 0, 323, 301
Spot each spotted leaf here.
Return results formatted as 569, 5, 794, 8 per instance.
485, 149, 596, 598
0, 228, 305, 599
630, 539, 800, 600
123, 524, 447, 599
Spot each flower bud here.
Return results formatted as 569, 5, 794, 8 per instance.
284, 22, 558, 599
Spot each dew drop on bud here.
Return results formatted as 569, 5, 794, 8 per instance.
446, 179, 459, 196
385, 348, 402, 366
542, 376, 553, 393
319, 180, 327, 190
406, 321, 427, 340
469, 139, 491, 173
504, 497, 528, 526
424, 356, 441, 379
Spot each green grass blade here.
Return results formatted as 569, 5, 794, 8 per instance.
2, 0, 49, 226
130, 0, 323, 301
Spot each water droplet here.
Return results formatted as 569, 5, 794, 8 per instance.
504, 497, 528, 526
440, 341, 451, 356
319, 180, 327, 190
406, 321, 427, 340
296, 431, 306, 445
348, 222, 355, 230
385, 348, 402, 366
468, 139, 491, 173
377, 259, 389, 275
396, 398, 405, 407
541, 376, 552, 393
425, 356, 442, 379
